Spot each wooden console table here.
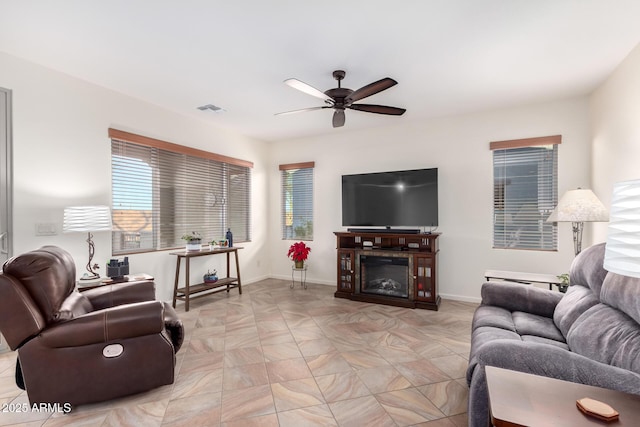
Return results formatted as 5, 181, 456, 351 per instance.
171, 247, 242, 311
486, 366, 640, 426
484, 269, 562, 290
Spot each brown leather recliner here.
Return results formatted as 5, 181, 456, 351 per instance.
0, 246, 184, 407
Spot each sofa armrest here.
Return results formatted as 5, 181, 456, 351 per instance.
39, 300, 165, 348
481, 281, 563, 318
83, 280, 156, 309
475, 339, 640, 394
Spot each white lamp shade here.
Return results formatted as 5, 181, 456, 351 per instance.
546, 189, 609, 222
604, 179, 640, 278
63, 206, 112, 232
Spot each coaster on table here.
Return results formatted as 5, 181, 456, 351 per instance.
576, 397, 619, 422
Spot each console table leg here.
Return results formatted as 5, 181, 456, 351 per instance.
172, 257, 181, 308
226, 252, 231, 293
185, 258, 190, 312
235, 249, 242, 294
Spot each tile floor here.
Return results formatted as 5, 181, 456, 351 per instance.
0, 279, 477, 426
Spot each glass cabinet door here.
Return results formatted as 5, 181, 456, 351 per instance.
414, 255, 433, 301
338, 250, 355, 292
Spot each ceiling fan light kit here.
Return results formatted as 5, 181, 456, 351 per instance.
277, 70, 406, 128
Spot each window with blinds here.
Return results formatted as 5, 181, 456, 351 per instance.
280, 162, 314, 240
110, 129, 252, 255
492, 135, 560, 251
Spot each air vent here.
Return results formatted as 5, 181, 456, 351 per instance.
197, 104, 226, 113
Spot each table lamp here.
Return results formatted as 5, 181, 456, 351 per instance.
604, 179, 640, 278
546, 188, 609, 256
63, 205, 112, 280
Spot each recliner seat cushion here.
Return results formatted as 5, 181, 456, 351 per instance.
53, 291, 93, 322
600, 272, 640, 325
567, 303, 640, 375
553, 285, 600, 338
472, 306, 517, 332
473, 305, 564, 343
512, 311, 564, 342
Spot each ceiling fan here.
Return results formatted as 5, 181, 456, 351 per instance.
276, 70, 406, 128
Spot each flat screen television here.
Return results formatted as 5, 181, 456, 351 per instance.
342, 168, 438, 230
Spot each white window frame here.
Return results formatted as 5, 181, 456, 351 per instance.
110, 129, 252, 255
280, 162, 314, 241
491, 135, 560, 251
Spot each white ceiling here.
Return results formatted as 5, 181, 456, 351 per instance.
1, 1, 639, 142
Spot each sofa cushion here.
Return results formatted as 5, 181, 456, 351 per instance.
470, 325, 522, 362
480, 282, 561, 318
553, 285, 600, 338
567, 303, 640, 375
472, 306, 516, 332
521, 335, 569, 350
473, 305, 564, 343
600, 272, 640, 325
569, 242, 608, 295
512, 311, 564, 343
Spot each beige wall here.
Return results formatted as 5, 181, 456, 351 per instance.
6, 39, 639, 303
0, 51, 270, 301
590, 43, 640, 243
269, 97, 591, 302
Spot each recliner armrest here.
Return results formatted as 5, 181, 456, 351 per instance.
481, 281, 562, 318
474, 339, 640, 394
83, 280, 156, 309
39, 300, 165, 348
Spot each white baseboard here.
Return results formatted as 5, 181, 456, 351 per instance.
440, 293, 481, 304
268, 274, 334, 286
249, 276, 481, 303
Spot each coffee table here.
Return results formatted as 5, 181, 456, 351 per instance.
486, 366, 640, 426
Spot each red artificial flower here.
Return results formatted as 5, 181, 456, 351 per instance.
287, 241, 311, 262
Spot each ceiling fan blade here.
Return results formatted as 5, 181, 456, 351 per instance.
284, 78, 333, 102
346, 77, 397, 104
275, 106, 330, 116
333, 110, 345, 128
348, 104, 406, 115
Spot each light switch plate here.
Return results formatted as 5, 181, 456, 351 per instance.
35, 223, 57, 236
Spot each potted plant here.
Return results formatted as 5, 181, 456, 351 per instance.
182, 231, 202, 251
288, 241, 311, 268
557, 273, 570, 293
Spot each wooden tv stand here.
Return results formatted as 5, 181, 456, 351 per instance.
334, 230, 441, 310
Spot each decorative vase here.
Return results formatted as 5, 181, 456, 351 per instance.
295, 260, 304, 269
203, 269, 218, 283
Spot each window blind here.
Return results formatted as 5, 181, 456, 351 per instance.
492, 136, 560, 251
280, 162, 314, 240
111, 136, 251, 254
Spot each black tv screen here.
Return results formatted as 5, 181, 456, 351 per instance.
342, 168, 438, 228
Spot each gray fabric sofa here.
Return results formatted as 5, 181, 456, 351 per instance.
466, 243, 640, 427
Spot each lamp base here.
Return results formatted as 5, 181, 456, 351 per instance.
79, 272, 101, 282
572, 221, 585, 256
